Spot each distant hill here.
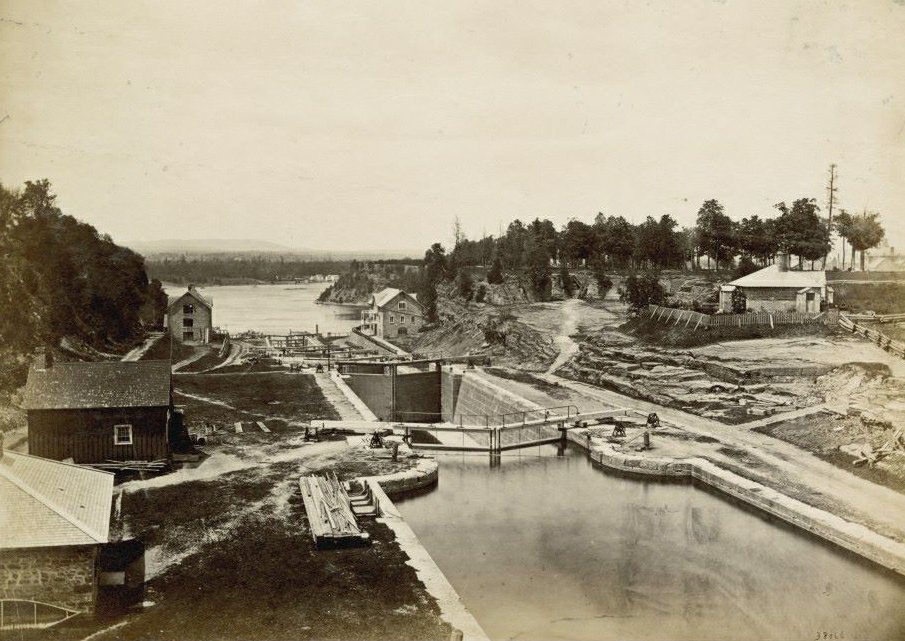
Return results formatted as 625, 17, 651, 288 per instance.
126, 238, 422, 261
125, 238, 294, 254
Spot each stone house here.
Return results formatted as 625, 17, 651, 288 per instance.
719, 255, 832, 313
360, 288, 424, 340
165, 285, 213, 343
23, 359, 175, 464
0, 449, 114, 624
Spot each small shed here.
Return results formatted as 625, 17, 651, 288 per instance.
23, 359, 174, 464
165, 285, 213, 344
0, 450, 114, 622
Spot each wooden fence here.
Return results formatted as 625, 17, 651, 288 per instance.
646, 305, 824, 329
839, 315, 905, 359
843, 312, 905, 323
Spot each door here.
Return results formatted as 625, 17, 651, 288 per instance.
806, 292, 816, 312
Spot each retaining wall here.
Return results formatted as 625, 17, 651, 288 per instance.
452, 371, 542, 425
567, 430, 905, 578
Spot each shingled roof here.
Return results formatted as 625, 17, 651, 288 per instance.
371, 288, 421, 310
167, 286, 212, 310
22, 360, 172, 410
0, 450, 113, 549
728, 264, 826, 289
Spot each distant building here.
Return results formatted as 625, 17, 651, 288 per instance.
23, 358, 175, 464
0, 450, 114, 620
165, 285, 213, 343
865, 241, 905, 272
719, 254, 832, 313
360, 288, 423, 339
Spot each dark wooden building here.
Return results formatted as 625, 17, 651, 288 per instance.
23, 360, 174, 464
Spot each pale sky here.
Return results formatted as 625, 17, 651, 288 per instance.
1, 1, 903, 254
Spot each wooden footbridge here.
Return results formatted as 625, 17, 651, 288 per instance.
314, 407, 642, 454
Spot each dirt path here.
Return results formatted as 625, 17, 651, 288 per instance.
546, 299, 582, 375
171, 347, 207, 372
121, 332, 165, 361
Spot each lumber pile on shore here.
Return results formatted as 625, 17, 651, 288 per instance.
299, 473, 370, 549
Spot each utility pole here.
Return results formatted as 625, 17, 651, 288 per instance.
824, 164, 838, 269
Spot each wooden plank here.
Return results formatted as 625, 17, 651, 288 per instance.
256, 421, 271, 433
234, 422, 243, 433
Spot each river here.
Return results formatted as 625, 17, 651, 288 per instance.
395, 446, 905, 641
164, 282, 363, 334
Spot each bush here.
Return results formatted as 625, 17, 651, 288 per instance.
475, 284, 487, 303
619, 271, 666, 313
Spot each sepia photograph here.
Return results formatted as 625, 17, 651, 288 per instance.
1, 2, 904, 640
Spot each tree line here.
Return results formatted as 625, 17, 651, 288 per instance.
0, 179, 167, 394
146, 256, 357, 284
417, 198, 886, 319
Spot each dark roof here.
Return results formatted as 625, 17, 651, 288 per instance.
22, 360, 172, 410
167, 287, 212, 311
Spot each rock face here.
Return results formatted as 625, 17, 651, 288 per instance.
558, 338, 836, 423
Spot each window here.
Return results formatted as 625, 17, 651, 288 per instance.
389, 314, 395, 324
399, 315, 405, 323
183, 331, 194, 341
397, 327, 408, 336
183, 304, 195, 314
114, 424, 133, 445
182, 317, 194, 327
398, 302, 406, 310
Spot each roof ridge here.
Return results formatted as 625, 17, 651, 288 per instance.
0, 455, 110, 544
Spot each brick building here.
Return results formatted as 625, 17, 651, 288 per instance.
165, 285, 213, 343
360, 288, 423, 340
23, 359, 175, 464
0, 450, 114, 625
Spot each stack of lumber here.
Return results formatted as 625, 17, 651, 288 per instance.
299, 473, 371, 548
88, 459, 169, 472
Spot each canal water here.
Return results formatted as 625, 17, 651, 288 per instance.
163, 282, 362, 335
395, 446, 905, 641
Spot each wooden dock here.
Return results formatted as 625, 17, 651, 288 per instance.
299, 474, 370, 549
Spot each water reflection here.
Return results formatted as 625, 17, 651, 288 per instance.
395, 446, 905, 641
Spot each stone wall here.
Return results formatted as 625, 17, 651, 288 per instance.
0, 545, 98, 614
440, 367, 463, 423
452, 371, 541, 425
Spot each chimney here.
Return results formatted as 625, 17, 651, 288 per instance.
777, 252, 789, 272
188, 283, 196, 291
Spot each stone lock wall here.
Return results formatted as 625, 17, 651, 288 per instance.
0, 545, 98, 614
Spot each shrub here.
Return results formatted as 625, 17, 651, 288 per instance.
619, 271, 666, 313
